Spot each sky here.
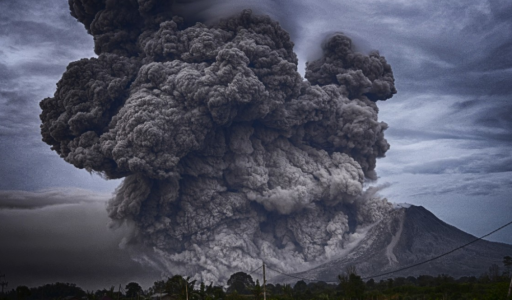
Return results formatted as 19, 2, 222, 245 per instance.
1, 0, 512, 291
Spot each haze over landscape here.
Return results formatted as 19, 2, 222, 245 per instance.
0, 0, 511, 291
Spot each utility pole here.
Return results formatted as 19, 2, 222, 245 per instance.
186, 280, 189, 300
262, 262, 267, 300
0, 274, 7, 295
508, 275, 512, 298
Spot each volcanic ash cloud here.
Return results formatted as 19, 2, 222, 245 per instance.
40, 0, 397, 283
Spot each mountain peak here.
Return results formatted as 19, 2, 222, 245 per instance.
272, 205, 512, 283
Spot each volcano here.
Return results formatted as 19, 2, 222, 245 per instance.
272, 205, 512, 282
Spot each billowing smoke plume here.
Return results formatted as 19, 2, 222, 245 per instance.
40, 0, 396, 283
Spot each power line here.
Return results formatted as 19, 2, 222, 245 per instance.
361, 219, 512, 280
248, 265, 262, 276
262, 219, 512, 284
173, 206, 512, 282
265, 265, 338, 284
160, 217, 512, 285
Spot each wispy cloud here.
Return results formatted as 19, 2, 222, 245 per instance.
0, 188, 111, 209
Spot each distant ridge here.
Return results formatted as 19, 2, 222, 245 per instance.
273, 205, 512, 282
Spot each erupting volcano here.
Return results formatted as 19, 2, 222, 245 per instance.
40, 0, 396, 283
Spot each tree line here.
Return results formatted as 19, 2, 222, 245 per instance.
1, 256, 511, 300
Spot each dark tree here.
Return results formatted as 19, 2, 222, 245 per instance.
503, 255, 512, 277
227, 272, 255, 295
199, 282, 224, 300
338, 273, 365, 300
205, 282, 225, 300
29, 282, 85, 300
281, 284, 293, 300
149, 280, 166, 295
293, 280, 310, 300
165, 275, 196, 300
252, 280, 263, 300
417, 275, 434, 287
125, 282, 143, 298
293, 280, 308, 294
365, 278, 375, 289
15, 286, 30, 300
488, 264, 501, 281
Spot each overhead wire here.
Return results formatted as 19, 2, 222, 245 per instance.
265, 265, 338, 284
259, 219, 512, 283
163, 216, 512, 284
248, 265, 263, 276
360, 219, 512, 280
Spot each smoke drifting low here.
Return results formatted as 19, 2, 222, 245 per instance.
40, 0, 396, 283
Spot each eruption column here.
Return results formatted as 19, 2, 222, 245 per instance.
40, 0, 397, 283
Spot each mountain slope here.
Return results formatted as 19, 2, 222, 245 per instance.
274, 205, 512, 282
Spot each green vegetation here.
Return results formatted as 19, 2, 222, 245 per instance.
1, 262, 511, 300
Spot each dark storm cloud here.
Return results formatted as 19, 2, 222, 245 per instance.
0, 0, 100, 190
443, 98, 512, 142
386, 127, 480, 142
472, 102, 512, 133
354, 0, 512, 99
0, 141, 120, 192
470, 41, 512, 72
463, 1, 512, 70
0, 0, 94, 135
0, 20, 90, 49
0, 63, 10, 84
416, 177, 511, 197
16, 62, 68, 78
0, 0, 93, 53
391, 96, 512, 143
434, 71, 512, 97
374, 1, 512, 179
0, 90, 40, 137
